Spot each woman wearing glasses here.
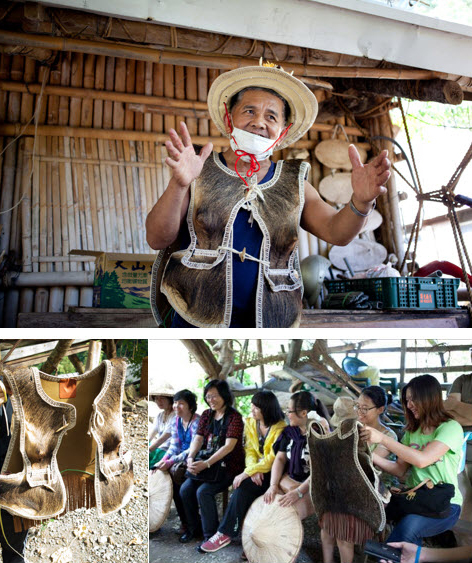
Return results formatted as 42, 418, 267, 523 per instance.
360, 375, 463, 548
179, 380, 244, 544
199, 390, 286, 553
263, 391, 328, 517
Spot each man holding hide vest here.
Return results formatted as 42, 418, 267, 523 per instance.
146, 62, 391, 328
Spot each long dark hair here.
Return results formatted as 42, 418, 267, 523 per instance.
402, 374, 452, 432
173, 389, 197, 415
252, 390, 284, 426
203, 379, 234, 407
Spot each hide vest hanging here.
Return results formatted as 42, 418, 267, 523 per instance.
151, 152, 309, 328
0, 359, 133, 520
308, 418, 386, 544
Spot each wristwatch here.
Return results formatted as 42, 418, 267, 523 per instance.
296, 488, 304, 499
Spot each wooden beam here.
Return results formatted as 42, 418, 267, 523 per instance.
0, 31, 442, 81
0, 123, 366, 141
329, 344, 472, 354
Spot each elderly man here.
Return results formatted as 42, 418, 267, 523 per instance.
146, 63, 391, 328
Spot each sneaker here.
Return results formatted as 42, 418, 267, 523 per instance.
199, 531, 231, 553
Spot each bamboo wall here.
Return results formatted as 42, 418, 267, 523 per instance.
0, 51, 395, 327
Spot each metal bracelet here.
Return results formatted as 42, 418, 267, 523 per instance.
349, 197, 376, 217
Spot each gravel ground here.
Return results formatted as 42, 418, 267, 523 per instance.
23, 402, 148, 563
149, 495, 372, 563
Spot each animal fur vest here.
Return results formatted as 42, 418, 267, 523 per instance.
307, 419, 386, 540
151, 152, 309, 328
0, 359, 133, 520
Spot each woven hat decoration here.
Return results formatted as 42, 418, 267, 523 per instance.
242, 495, 303, 563
330, 396, 356, 427
207, 60, 318, 150
149, 470, 172, 532
150, 381, 176, 398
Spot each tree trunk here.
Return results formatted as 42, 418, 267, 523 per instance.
69, 353, 85, 374
41, 339, 75, 374
327, 78, 463, 105
104, 339, 116, 359
181, 340, 221, 380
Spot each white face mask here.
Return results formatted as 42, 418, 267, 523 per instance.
230, 127, 277, 162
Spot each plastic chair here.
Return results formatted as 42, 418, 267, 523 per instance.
379, 377, 398, 396
350, 375, 371, 389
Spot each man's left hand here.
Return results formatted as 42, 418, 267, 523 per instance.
349, 145, 391, 211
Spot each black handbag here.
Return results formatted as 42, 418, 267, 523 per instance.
386, 478, 455, 521
186, 410, 231, 483
169, 461, 187, 486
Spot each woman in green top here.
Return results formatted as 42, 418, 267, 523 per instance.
360, 374, 463, 546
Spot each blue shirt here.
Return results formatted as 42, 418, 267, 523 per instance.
171, 155, 276, 328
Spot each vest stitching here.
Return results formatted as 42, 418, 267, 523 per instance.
151, 249, 166, 326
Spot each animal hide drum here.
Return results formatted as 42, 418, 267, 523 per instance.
307, 418, 386, 544
0, 359, 134, 520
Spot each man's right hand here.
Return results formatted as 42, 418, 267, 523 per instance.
165, 121, 213, 189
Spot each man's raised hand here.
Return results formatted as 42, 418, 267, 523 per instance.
165, 121, 213, 189
349, 145, 391, 207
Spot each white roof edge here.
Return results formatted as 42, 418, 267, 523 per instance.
38, 0, 472, 78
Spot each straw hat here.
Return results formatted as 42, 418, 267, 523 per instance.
207, 62, 318, 151
150, 382, 175, 398
319, 172, 353, 204
315, 140, 367, 170
242, 495, 303, 563
330, 397, 356, 427
328, 239, 387, 271
149, 470, 173, 532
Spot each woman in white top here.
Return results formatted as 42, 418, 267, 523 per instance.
149, 392, 176, 467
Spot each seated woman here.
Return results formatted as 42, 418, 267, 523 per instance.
264, 391, 328, 519
149, 389, 176, 468
199, 390, 286, 553
321, 386, 397, 563
155, 389, 200, 535
361, 374, 463, 547
179, 379, 244, 543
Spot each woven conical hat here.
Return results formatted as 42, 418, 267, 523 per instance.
242, 495, 303, 563
329, 239, 387, 271
359, 209, 383, 234
149, 470, 172, 532
315, 140, 367, 170
319, 173, 352, 204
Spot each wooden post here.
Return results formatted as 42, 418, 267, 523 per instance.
399, 339, 407, 385
85, 340, 102, 370
256, 340, 265, 385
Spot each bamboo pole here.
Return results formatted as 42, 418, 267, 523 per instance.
0, 141, 17, 255
93, 55, 105, 128
113, 57, 125, 130
136, 140, 147, 251
209, 69, 220, 138
64, 286, 79, 309
134, 60, 145, 131
5, 270, 94, 287
59, 52, 71, 126
185, 65, 198, 136
99, 138, 118, 250
34, 287, 49, 312
79, 137, 94, 256
21, 137, 34, 273
197, 67, 208, 137
164, 64, 175, 132
115, 139, 133, 253
19, 288, 35, 313
89, 138, 106, 251
125, 58, 136, 131
151, 63, 164, 133
142, 140, 153, 216
0, 31, 442, 80
128, 140, 145, 251
97, 138, 113, 250
79, 287, 94, 307
121, 140, 139, 252
69, 52, 83, 128
58, 136, 70, 272
20, 57, 35, 124
10, 138, 24, 262
174, 64, 185, 130
103, 56, 115, 129
144, 61, 153, 132
0, 123, 365, 142
0, 54, 10, 124
62, 135, 78, 271
51, 135, 63, 272
81, 54, 95, 127
108, 139, 127, 251
38, 135, 47, 272
70, 138, 84, 258
48, 287, 64, 311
